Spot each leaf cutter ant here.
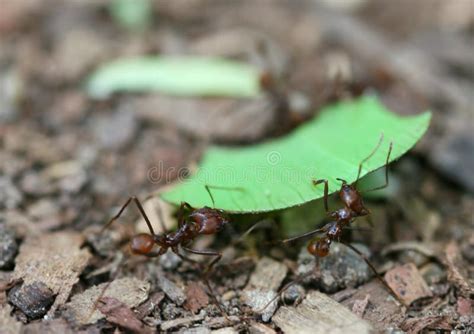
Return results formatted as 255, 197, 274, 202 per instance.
257, 136, 403, 312
99, 185, 242, 316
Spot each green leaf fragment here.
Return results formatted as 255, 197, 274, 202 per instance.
161, 95, 431, 213
86, 56, 261, 99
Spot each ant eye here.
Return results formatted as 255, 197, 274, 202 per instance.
130, 233, 154, 255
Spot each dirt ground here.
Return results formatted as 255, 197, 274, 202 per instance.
0, 1, 473, 333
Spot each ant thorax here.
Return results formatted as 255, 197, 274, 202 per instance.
325, 221, 343, 239
330, 207, 353, 222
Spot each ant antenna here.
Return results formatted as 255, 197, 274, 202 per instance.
362, 142, 393, 193
204, 185, 216, 208
336, 178, 347, 184
204, 184, 246, 208
355, 133, 384, 186
101, 197, 156, 236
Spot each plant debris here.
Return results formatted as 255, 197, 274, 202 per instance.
11, 232, 91, 317
273, 291, 373, 334
384, 263, 432, 305
63, 277, 150, 325
97, 296, 152, 333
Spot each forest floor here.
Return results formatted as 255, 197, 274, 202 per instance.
0, 1, 473, 333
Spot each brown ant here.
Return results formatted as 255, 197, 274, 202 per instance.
98, 185, 238, 316
257, 136, 403, 313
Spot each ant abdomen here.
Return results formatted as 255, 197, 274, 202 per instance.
307, 237, 331, 257
130, 233, 155, 255
189, 208, 228, 235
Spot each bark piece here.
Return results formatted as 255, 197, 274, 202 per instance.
384, 263, 432, 305
97, 296, 152, 334
242, 257, 287, 321
401, 316, 452, 334
160, 314, 205, 331
339, 280, 404, 331
0, 305, 22, 334
11, 232, 91, 317
20, 319, 74, 334
444, 241, 474, 297
249, 322, 277, 334
351, 294, 370, 318
156, 272, 186, 306
63, 277, 150, 325
135, 292, 165, 319
273, 291, 372, 334
184, 282, 209, 314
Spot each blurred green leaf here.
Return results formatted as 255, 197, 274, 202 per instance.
86, 56, 261, 99
109, 0, 152, 32
161, 95, 431, 213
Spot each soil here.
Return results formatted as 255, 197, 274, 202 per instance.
0, 1, 473, 333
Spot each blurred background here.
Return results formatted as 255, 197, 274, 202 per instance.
0, 0, 473, 331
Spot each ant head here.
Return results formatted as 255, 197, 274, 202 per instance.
130, 233, 155, 255
307, 237, 331, 257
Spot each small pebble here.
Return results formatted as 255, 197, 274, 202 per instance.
0, 176, 23, 209
8, 282, 56, 319
282, 284, 305, 304
93, 109, 138, 151
298, 242, 372, 293
161, 302, 186, 320
159, 250, 182, 270
420, 263, 446, 285
0, 225, 18, 269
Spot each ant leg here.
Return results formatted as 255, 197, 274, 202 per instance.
341, 241, 404, 305
355, 133, 384, 186
312, 179, 329, 213
363, 142, 393, 193
280, 225, 327, 244
102, 197, 156, 236
255, 263, 319, 314
177, 202, 193, 228
179, 247, 227, 317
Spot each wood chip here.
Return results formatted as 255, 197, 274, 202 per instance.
63, 277, 150, 325
273, 291, 372, 334
11, 231, 91, 317
444, 241, 474, 297
160, 314, 205, 331
401, 316, 452, 334
339, 281, 404, 331
135, 292, 165, 319
0, 305, 22, 334
249, 322, 277, 334
242, 257, 287, 321
184, 282, 209, 314
156, 271, 186, 306
384, 263, 432, 305
351, 294, 370, 318
97, 296, 152, 334
456, 297, 472, 317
